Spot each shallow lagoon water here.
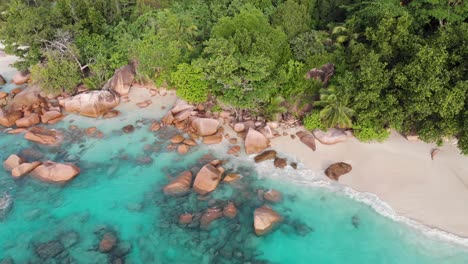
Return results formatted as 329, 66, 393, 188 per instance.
1, 112, 468, 263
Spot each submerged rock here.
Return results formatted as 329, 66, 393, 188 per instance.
24, 127, 64, 145
200, 207, 223, 229
179, 213, 193, 225
122, 125, 135, 134
227, 145, 241, 155
263, 190, 282, 203
223, 202, 237, 219
35, 240, 64, 259
11, 161, 41, 178
163, 171, 193, 196
0, 193, 13, 220
254, 150, 277, 163
254, 206, 282, 236
59, 231, 80, 248
30, 161, 80, 184
245, 128, 270, 154
3, 154, 25, 171
325, 162, 352, 181
99, 232, 117, 253
193, 164, 223, 195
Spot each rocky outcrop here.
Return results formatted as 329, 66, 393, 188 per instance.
7, 85, 43, 111
233, 121, 255, 132
313, 129, 349, 145
16, 113, 40, 127
40, 111, 62, 124
11, 161, 41, 178
24, 127, 63, 145
202, 133, 223, 145
163, 171, 193, 196
108, 64, 135, 96
296, 131, 316, 151
306, 63, 334, 86
3, 154, 25, 170
161, 112, 174, 126
254, 206, 282, 236
12, 71, 30, 85
193, 164, 223, 195
191, 118, 220, 136
0, 110, 22, 127
59, 90, 119, 118
30, 161, 80, 184
254, 150, 277, 163
245, 128, 270, 154
325, 162, 352, 181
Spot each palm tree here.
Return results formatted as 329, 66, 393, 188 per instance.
315, 86, 354, 129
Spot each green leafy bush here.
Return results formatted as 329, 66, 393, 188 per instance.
303, 112, 326, 131
171, 63, 209, 103
353, 122, 390, 143
30, 52, 82, 95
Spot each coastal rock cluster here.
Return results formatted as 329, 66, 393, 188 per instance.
3, 154, 80, 184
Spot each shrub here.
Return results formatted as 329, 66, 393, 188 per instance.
171, 63, 209, 103
30, 52, 82, 95
353, 122, 390, 142
303, 112, 326, 131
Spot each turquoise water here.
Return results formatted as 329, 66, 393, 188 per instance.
1, 113, 468, 263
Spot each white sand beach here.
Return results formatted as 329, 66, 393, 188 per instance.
270, 127, 468, 238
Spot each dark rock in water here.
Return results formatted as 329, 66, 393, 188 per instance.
35, 240, 64, 259
200, 207, 223, 229
254, 150, 277, 163
352, 215, 360, 229
290, 220, 314, 236
290, 162, 298, 169
99, 232, 118, 253
122, 125, 135, 134
135, 156, 153, 165
273, 158, 287, 169
59, 231, 80, 248
111, 258, 124, 264
0, 258, 14, 264
112, 241, 132, 258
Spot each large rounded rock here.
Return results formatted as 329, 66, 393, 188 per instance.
163, 171, 193, 196
16, 113, 40, 127
245, 128, 270, 154
7, 85, 43, 111
30, 161, 80, 184
24, 127, 63, 145
108, 64, 135, 96
202, 133, 223, 145
325, 162, 352, 181
193, 164, 223, 195
313, 129, 349, 145
191, 118, 220, 136
0, 110, 22, 127
296, 131, 316, 151
12, 71, 30, 85
59, 90, 119, 118
171, 100, 195, 114
3, 154, 25, 170
254, 150, 277, 163
254, 206, 282, 236
40, 111, 62, 124
12, 161, 41, 178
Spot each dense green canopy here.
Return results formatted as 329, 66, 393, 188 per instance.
0, 0, 467, 154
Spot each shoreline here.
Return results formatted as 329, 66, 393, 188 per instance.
268, 126, 468, 239
2, 51, 468, 245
